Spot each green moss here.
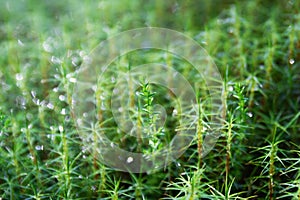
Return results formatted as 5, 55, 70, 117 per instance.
0, 0, 299, 199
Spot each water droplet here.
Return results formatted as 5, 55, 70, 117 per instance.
21, 128, 26, 132
289, 59, 295, 65
100, 95, 105, 100
67, 49, 73, 57
54, 74, 60, 79
17, 39, 24, 46
126, 157, 133, 163
40, 100, 47, 107
53, 87, 59, 92
35, 145, 44, 151
201, 41, 208, 45
110, 142, 114, 148
79, 50, 86, 57
42, 37, 58, 53
61, 108, 66, 115
259, 65, 265, 70
41, 79, 48, 84
118, 107, 123, 112
47, 134, 55, 140
28, 155, 34, 160
71, 56, 80, 66
66, 73, 72, 79
228, 86, 234, 91
26, 113, 33, 120
228, 28, 234, 33
172, 109, 178, 116
111, 76, 115, 83
32, 98, 40, 105
30, 91, 36, 98
15, 73, 23, 81
113, 89, 119, 94
59, 125, 64, 132
65, 115, 70, 122
247, 112, 253, 118
16, 96, 26, 109
43, 41, 52, 53
83, 55, 92, 63
28, 124, 33, 129
69, 77, 77, 83
59, 95, 66, 101
47, 102, 54, 110
92, 85, 97, 91
51, 56, 62, 64
77, 118, 83, 126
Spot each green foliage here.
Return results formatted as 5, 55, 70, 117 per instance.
0, 112, 9, 130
